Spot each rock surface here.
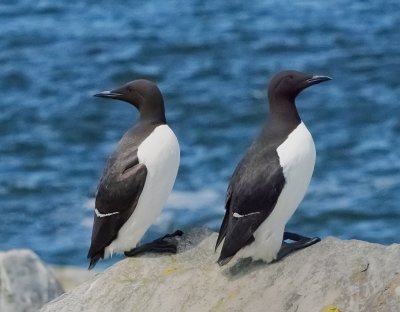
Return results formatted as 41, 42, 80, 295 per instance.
49, 265, 98, 292
41, 229, 400, 312
0, 249, 64, 312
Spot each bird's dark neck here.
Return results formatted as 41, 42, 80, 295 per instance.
268, 96, 301, 126
138, 101, 167, 125
139, 111, 167, 126
124, 114, 165, 146
260, 96, 301, 141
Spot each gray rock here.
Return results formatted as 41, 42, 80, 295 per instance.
0, 249, 64, 312
49, 265, 98, 293
41, 229, 400, 312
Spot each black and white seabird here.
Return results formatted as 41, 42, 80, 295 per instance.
215, 70, 331, 265
87, 79, 180, 269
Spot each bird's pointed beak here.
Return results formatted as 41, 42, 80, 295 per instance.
305, 75, 332, 86
93, 90, 123, 99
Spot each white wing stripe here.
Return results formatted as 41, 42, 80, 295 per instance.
233, 211, 261, 218
95, 208, 120, 218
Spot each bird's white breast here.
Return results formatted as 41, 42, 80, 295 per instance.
240, 121, 316, 262
104, 125, 180, 256
275, 121, 316, 222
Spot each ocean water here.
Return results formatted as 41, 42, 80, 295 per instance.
1, 0, 399, 267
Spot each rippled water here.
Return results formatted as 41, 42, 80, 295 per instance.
1, 0, 399, 267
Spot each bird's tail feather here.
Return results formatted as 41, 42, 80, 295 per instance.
88, 253, 102, 270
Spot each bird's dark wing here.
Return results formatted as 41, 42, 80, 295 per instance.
87, 149, 147, 269
215, 184, 232, 251
216, 150, 286, 265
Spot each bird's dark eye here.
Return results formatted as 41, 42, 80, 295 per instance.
283, 75, 294, 83
127, 87, 133, 92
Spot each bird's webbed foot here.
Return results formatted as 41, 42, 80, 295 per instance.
275, 231, 321, 261
124, 230, 184, 257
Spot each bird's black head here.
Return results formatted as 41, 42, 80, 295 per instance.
268, 70, 331, 102
94, 79, 166, 123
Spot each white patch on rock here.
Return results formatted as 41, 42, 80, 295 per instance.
395, 285, 400, 297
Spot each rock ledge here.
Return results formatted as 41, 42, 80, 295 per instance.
41, 229, 400, 312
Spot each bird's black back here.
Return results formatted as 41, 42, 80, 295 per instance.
87, 119, 164, 269
216, 116, 300, 264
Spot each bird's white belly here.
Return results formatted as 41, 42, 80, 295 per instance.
240, 122, 316, 262
104, 125, 180, 256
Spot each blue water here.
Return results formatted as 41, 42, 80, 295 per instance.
1, 1, 399, 267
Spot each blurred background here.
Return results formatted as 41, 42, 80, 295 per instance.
1, 0, 399, 268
